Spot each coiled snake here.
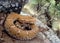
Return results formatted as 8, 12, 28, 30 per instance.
0, 0, 39, 40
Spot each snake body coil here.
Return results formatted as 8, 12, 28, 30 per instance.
4, 13, 39, 40
0, 0, 39, 40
